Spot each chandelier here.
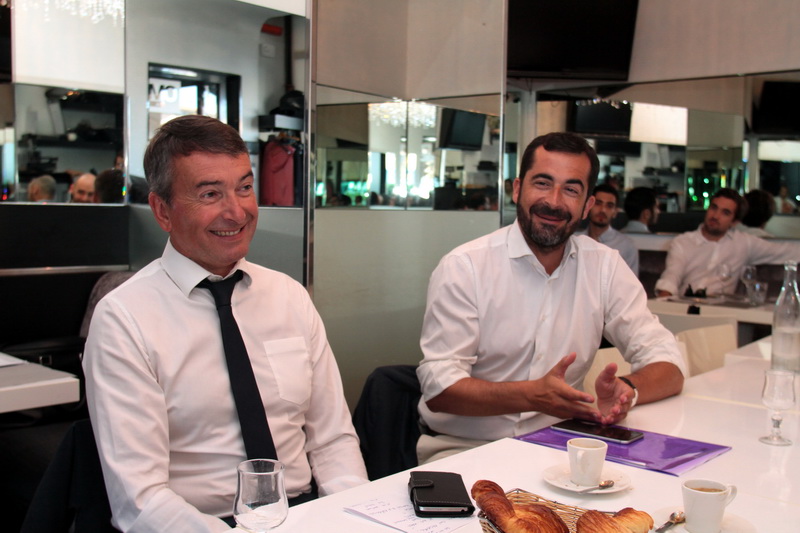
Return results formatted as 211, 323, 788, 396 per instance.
369, 100, 437, 129
16, 0, 125, 25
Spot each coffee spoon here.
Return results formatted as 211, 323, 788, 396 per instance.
655, 510, 686, 532
576, 479, 615, 493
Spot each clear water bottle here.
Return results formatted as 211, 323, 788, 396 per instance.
771, 261, 800, 372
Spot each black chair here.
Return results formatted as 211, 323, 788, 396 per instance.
352, 365, 422, 480
19, 419, 118, 533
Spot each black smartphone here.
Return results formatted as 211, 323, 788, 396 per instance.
551, 419, 644, 444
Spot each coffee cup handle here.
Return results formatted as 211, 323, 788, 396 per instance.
725, 484, 737, 505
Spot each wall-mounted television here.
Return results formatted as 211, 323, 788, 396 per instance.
751, 81, 800, 136
438, 108, 486, 151
569, 101, 632, 137
507, 0, 639, 81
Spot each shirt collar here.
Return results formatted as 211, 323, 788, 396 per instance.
507, 221, 577, 275
161, 239, 252, 297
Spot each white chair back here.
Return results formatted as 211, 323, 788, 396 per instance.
676, 323, 738, 376
583, 347, 631, 401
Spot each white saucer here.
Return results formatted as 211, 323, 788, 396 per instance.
652, 508, 757, 533
542, 464, 631, 494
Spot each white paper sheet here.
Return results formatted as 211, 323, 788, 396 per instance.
344, 494, 474, 533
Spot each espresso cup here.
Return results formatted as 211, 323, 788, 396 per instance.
682, 479, 737, 533
567, 437, 607, 486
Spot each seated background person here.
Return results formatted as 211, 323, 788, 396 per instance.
27, 174, 57, 202
416, 132, 685, 464
84, 115, 367, 532
69, 172, 96, 203
621, 187, 659, 233
737, 189, 775, 238
655, 188, 800, 297
577, 183, 639, 276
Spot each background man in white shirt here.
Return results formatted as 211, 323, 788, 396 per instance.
655, 188, 800, 297
578, 183, 639, 276
83, 115, 367, 532
416, 132, 685, 463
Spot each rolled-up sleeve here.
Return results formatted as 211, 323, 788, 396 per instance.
417, 254, 481, 401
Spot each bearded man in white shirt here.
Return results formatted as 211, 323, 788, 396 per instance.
655, 188, 800, 298
83, 115, 367, 532
416, 132, 686, 463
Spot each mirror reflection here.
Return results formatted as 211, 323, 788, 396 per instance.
509, 72, 800, 236
316, 87, 501, 211
8, 83, 123, 203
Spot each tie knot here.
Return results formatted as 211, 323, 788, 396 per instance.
198, 270, 244, 308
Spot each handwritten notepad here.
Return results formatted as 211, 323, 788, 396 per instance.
344, 494, 474, 533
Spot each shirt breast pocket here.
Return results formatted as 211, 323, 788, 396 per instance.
263, 337, 312, 406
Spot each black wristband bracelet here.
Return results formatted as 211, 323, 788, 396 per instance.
618, 376, 638, 407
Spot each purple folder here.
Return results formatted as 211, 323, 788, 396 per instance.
515, 425, 731, 476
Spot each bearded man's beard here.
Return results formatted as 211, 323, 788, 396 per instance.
516, 201, 581, 251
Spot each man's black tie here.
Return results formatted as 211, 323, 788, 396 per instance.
198, 271, 278, 460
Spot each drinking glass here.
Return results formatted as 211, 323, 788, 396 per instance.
740, 265, 758, 301
717, 264, 732, 294
233, 459, 288, 532
759, 370, 796, 446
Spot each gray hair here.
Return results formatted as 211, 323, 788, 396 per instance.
143, 115, 248, 205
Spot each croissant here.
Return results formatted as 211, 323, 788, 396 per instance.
471, 480, 569, 533
610, 508, 654, 533
576, 508, 654, 533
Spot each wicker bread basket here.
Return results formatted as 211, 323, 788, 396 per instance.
478, 489, 613, 533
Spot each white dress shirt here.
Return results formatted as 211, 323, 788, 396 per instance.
84, 241, 367, 533
417, 223, 686, 441
654, 226, 800, 296
576, 226, 639, 276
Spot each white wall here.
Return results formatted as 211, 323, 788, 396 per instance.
316, 0, 407, 98
314, 209, 500, 407
405, 0, 505, 99
125, 0, 288, 178
630, 0, 800, 83
316, 0, 505, 101
12, 0, 124, 93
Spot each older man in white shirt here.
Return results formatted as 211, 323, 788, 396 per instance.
84, 116, 367, 533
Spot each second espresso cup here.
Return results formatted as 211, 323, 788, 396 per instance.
682, 479, 737, 533
567, 437, 607, 486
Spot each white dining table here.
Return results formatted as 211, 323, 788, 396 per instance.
229, 351, 799, 533
0, 354, 80, 413
647, 296, 773, 326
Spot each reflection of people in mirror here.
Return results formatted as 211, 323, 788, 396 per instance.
776, 184, 798, 214
737, 189, 775, 238
655, 188, 800, 298
27, 174, 57, 202
93, 169, 125, 204
621, 187, 659, 234
69, 172, 96, 203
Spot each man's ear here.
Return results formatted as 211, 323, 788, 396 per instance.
512, 177, 521, 204
148, 192, 172, 233
641, 208, 652, 223
581, 194, 596, 220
